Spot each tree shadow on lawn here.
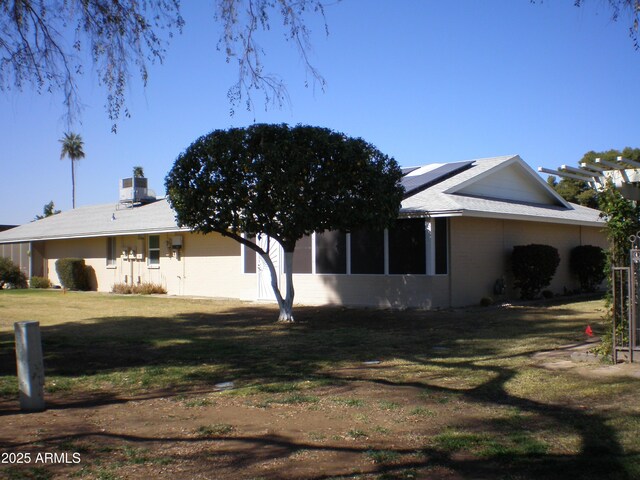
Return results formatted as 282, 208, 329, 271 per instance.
0, 301, 636, 479
2, 404, 636, 479
0, 302, 590, 379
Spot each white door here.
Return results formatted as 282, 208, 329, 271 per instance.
257, 235, 282, 300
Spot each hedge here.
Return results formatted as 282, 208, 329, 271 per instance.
512, 244, 560, 300
570, 245, 606, 292
55, 258, 89, 291
0, 257, 28, 289
30, 276, 51, 289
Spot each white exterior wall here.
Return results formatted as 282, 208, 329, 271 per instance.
40, 217, 607, 310
42, 230, 451, 308
291, 273, 450, 309
449, 217, 607, 307
45, 233, 255, 299
46, 237, 107, 289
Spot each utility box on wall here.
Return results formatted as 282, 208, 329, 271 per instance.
171, 236, 183, 249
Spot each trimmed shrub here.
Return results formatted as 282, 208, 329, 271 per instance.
30, 276, 51, 289
135, 282, 167, 295
511, 244, 560, 300
480, 296, 494, 307
111, 282, 132, 294
570, 245, 606, 292
55, 258, 89, 290
111, 282, 167, 295
0, 257, 28, 289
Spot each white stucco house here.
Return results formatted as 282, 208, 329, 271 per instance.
0, 155, 607, 308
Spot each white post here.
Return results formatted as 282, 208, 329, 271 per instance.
14, 321, 45, 411
426, 220, 435, 276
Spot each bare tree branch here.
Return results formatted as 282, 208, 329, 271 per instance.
0, 0, 330, 131
215, 0, 327, 115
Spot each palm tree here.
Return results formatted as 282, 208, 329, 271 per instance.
59, 132, 85, 208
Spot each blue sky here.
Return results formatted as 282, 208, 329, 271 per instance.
2, 1, 640, 225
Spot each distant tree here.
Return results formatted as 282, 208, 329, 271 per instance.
34, 201, 61, 221
0, 1, 330, 131
547, 148, 640, 208
165, 124, 404, 322
581, 147, 640, 166
547, 176, 598, 208
59, 132, 85, 209
133, 166, 145, 178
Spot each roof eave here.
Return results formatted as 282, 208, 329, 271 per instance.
0, 226, 190, 244
401, 206, 603, 227
399, 210, 464, 219
457, 209, 604, 227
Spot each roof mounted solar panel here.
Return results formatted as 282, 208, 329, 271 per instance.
401, 166, 420, 175
401, 160, 474, 197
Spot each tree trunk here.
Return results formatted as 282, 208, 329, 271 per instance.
257, 241, 295, 322
257, 248, 289, 322
71, 159, 76, 209
279, 250, 295, 322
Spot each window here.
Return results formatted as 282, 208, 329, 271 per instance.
148, 235, 160, 266
388, 219, 426, 274
434, 218, 448, 275
292, 235, 313, 273
243, 236, 257, 273
315, 230, 347, 274
351, 228, 384, 274
106, 237, 117, 267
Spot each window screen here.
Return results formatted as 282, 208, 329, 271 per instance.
292, 235, 312, 273
435, 217, 448, 275
388, 218, 426, 274
106, 237, 117, 266
315, 230, 347, 274
350, 228, 384, 274
243, 236, 257, 273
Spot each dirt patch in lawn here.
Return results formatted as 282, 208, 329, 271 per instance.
1, 293, 639, 479
1, 380, 469, 480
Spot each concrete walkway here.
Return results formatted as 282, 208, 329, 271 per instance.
532, 337, 640, 380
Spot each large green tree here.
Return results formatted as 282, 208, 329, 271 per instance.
165, 124, 404, 322
59, 132, 85, 209
546, 175, 598, 208
0, 0, 329, 131
548, 148, 640, 208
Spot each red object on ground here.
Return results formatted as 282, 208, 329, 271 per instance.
585, 325, 593, 336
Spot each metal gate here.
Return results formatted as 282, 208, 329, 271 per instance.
612, 234, 640, 363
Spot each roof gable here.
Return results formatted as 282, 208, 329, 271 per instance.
444, 156, 570, 208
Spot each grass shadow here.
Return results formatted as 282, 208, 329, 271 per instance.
0, 293, 636, 479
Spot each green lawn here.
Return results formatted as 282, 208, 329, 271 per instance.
0, 290, 638, 479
